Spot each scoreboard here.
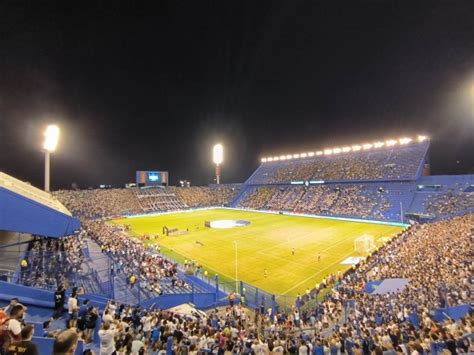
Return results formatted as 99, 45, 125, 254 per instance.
136, 171, 168, 187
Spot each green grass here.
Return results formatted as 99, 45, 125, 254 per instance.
111, 209, 403, 297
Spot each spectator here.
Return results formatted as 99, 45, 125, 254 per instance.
6, 325, 38, 355
52, 328, 78, 355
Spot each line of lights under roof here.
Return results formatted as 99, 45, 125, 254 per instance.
260, 135, 429, 163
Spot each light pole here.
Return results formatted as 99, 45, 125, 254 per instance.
43, 125, 60, 192
213, 143, 223, 185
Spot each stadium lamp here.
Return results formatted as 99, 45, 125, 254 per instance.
352, 145, 362, 151
213, 144, 223, 184
333, 147, 342, 154
373, 141, 385, 148
261, 158, 267, 163
286, 154, 292, 160
417, 135, 428, 142
300, 153, 307, 158
293, 154, 300, 159
316, 151, 323, 156
399, 137, 412, 145
279, 155, 286, 160
342, 146, 351, 153
386, 139, 397, 147
308, 152, 315, 157
42, 125, 60, 192
324, 149, 333, 155
362, 143, 373, 150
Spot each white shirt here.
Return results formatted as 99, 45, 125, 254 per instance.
68, 297, 78, 314
299, 345, 309, 354
98, 328, 116, 355
7, 319, 22, 336
131, 339, 145, 355
142, 316, 152, 332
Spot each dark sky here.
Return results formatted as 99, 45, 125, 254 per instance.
1, 1, 473, 189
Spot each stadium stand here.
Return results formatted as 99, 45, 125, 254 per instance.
1, 214, 471, 354
54, 185, 238, 218
408, 175, 474, 220
236, 182, 417, 221
247, 140, 429, 184
1, 138, 474, 354
0, 172, 80, 237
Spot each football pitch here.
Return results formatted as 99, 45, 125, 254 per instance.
112, 209, 404, 297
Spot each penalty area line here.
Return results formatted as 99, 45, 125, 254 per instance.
277, 250, 355, 297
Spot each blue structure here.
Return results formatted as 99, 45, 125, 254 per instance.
231, 140, 473, 223
0, 187, 80, 238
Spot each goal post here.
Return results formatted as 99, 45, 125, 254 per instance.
354, 234, 375, 254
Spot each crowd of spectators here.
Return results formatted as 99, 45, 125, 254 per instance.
19, 233, 87, 290
54, 185, 238, 219
54, 189, 142, 219
424, 187, 474, 217
250, 143, 427, 184
83, 220, 192, 296
289, 213, 473, 354
3, 214, 472, 354
135, 188, 187, 212
239, 185, 391, 220
171, 186, 238, 208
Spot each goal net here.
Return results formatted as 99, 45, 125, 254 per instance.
354, 234, 375, 254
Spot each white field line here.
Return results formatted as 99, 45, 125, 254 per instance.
278, 250, 355, 296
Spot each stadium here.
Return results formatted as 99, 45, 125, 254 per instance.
1, 133, 473, 354
1, 3, 473, 354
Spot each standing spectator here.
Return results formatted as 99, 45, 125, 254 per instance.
6, 325, 38, 355
83, 307, 98, 344
98, 322, 118, 355
67, 289, 78, 329
5, 305, 24, 348
53, 285, 65, 320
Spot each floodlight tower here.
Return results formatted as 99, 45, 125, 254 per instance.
213, 143, 223, 185
42, 125, 60, 192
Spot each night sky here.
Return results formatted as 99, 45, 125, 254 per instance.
1, 1, 473, 189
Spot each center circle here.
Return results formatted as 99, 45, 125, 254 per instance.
209, 220, 250, 229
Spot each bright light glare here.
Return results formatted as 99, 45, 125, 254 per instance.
43, 125, 60, 152
213, 144, 223, 165
260, 135, 425, 161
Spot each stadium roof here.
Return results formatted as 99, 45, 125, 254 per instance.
0, 172, 80, 238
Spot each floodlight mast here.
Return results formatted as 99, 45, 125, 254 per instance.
213, 144, 223, 184
43, 125, 60, 192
